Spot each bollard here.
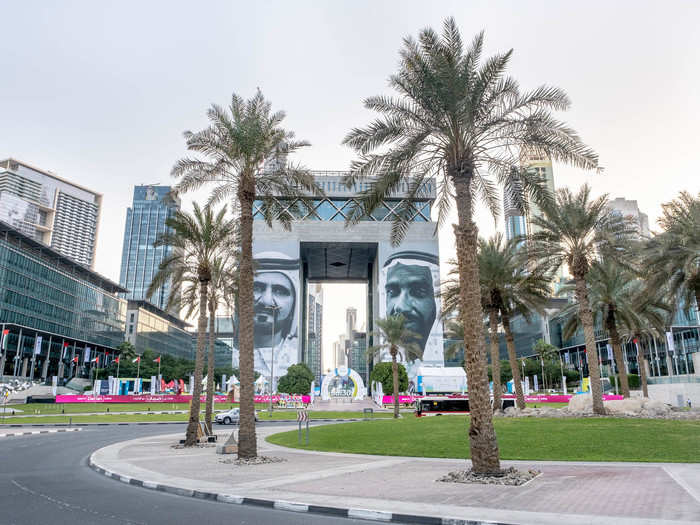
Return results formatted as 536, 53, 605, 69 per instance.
69, 417, 72, 427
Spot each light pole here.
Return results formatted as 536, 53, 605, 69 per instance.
266, 304, 281, 415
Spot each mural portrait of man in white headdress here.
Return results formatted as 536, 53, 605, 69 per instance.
379, 250, 444, 374
251, 251, 300, 381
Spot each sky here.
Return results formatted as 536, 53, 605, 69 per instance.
2, 1, 699, 366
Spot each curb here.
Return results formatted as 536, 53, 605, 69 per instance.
1, 428, 82, 437
88, 454, 512, 525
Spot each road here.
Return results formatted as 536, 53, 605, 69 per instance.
0, 423, 384, 525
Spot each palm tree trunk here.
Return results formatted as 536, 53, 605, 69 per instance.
574, 276, 605, 415
639, 338, 649, 398
606, 314, 629, 398
488, 309, 502, 411
185, 279, 208, 446
237, 179, 257, 458
391, 345, 399, 419
501, 312, 525, 410
204, 297, 216, 434
453, 175, 500, 475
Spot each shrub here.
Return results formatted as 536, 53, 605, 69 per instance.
370, 362, 408, 394
277, 363, 315, 395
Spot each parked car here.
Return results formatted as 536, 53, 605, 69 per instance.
215, 408, 258, 425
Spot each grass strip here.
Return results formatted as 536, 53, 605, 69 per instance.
0, 410, 393, 425
266, 416, 700, 463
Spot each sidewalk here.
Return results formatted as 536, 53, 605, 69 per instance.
89, 424, 700, 525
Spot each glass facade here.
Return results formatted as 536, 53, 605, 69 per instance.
505, 215, 527, 241
0, 223, 127, 378
305, 292, 323, 383
0, 237, 126, 348
253, 198, 432, 223
119, 186, 180, 312
129, 304, 193, 361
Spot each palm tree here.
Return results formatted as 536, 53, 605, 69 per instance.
443, 235, 550, 410
342, 18, 598, 474
645, 191, 700, 315
148, 203, 235, 446
481, 235, 550, 410
171, 90, 320, 459
370, 315, 421, 418
529, 185, 635, 414
556, 259, 668, 398
617, 283, 671, 398
442, 271, 501, 410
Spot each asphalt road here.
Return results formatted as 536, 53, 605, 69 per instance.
0, 423, 387, 525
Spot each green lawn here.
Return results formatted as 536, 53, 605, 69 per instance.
266, 416, 700, 463
0, 410, 391, 425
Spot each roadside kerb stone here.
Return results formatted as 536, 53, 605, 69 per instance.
0, 427, 82, 437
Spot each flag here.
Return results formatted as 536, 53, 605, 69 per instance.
606, 344, 613, 361
91, 356, 99, 363
564, 351, 570, 365
153, 356, 161, 363
1, 328, 8, 350
72, 355, 79, 363
114, 357, 120, 364
132, 356, 140, 363
61, 341, 69, 359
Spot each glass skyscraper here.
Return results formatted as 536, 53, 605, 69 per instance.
119, 186, 180, 312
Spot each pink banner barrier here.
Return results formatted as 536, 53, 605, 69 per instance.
380, 393, 625, 405
382, 395, 421, 404
56, 394, 311, 404
511, 394, 624, 403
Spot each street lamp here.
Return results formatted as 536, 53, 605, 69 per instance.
266, 304, 281, 415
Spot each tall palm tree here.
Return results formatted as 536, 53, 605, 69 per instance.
481, 235, 550, 410
370, 315, 421, 419
148, 203, 235, 446
171, 90, 320, 458
342, 18, 597, 474
442, 270, 501, 410
618, 283, 671, 398
529, 185, 635, 414
444, 235, 550, 410
556, 259, 669, 398
645, 191, 700, 315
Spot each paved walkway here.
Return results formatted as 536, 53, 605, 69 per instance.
89, 424, 700, 525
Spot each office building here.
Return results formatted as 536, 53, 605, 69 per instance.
119, 185, 180, 312
0, 158, 102, 268
305, 283, 323, 382
607, 197, 651, 239
0, 220, 126, 380
503, 153, 555, 241
125, 300, 192, 361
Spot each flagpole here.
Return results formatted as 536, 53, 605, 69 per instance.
137, 358, 140, 381
116, 357, 120, 380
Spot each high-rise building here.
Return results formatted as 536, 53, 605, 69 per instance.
0, 158, 102, 268
346, 307, 357, 339
119, 185, 180, 312
607, 197, 651, 239
305, 283, 323, 383
503, 153, 555, 240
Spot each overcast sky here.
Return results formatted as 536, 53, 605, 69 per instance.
2, 1, 699, 366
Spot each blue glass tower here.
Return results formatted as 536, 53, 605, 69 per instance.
119, 186, 180, 312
